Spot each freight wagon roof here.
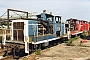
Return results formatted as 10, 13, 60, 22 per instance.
66, 18, 88, 22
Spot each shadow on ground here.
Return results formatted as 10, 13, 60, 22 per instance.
80, 35, 90, 40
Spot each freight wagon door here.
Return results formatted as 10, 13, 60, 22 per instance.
13, 22, 24, 41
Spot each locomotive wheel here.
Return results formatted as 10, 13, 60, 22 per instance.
15, 45, 20, 52
3, 50, 8, 57
13, 45, 20, 58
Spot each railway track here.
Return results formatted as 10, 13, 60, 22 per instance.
0, 47, 14, 60
0, 43, 25, 60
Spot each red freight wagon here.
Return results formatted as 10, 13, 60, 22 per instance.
66, 18, 88, 36
80, 20, 85, 31
75, 21, 80, 31
85, 22, 89, 31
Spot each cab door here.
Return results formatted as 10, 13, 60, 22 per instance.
13, 22, 24, 41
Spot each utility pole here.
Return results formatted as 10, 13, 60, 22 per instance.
7, 9, 9, 29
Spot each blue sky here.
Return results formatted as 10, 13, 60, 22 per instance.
0, 0, 90, 22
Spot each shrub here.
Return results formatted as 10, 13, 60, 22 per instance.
66, 36, 80, 46
66, 38, 75, 46
81, 32, 88, 37
35, 49, 41, 55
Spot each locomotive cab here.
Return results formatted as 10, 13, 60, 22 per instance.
37, 10, 62, 37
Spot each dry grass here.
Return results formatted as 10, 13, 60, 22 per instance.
19, 53, 36, 60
